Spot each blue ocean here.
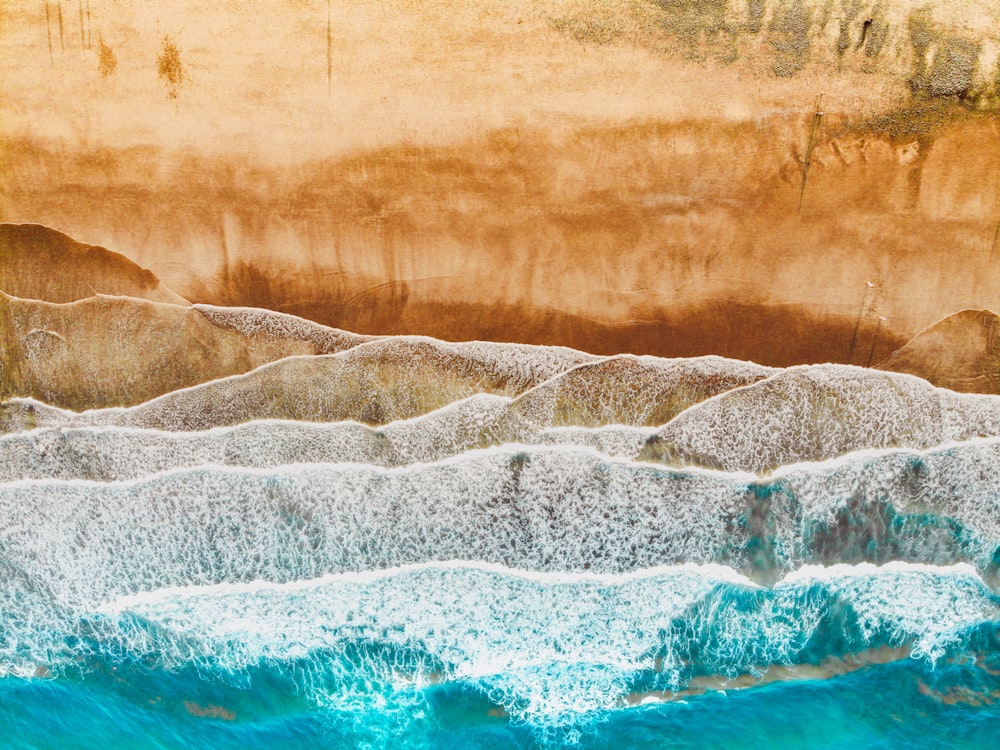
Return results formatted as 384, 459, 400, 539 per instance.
2, 358, 1000, 749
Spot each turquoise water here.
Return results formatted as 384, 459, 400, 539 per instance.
1, 623, 999, 749
2, 421, 1000, 747
1, 563, 998, 748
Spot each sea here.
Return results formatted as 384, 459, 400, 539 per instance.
1, 349, 998, 749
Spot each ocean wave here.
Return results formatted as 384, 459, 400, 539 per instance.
8, 361, 1000, 478
2, 443, 999, 614
0, 395, 662, 481
3, 563, 995, 724
0, 350, 770, 436
0, 336, 598, 432
0, 292, 372, 410
641, 365, 1000, 472
511, 355, 775, 428
3, 335, 1000, 738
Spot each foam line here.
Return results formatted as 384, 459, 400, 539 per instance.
642, 364, 1000, 472
103, 560, 761, 611
2, 441, 999, 619
4, 562, 994, 723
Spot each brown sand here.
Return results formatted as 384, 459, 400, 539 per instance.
1, 1, 998, 366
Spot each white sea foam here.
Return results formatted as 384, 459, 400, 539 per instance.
0, 396, 649, 482
4, 563, 992, 723
105, 560, 759, 608
0, 347, 781, 437
770, 439, 1000, 565
0, 337, 597, 432
192, 303, 375, 350
3, 340, 1000, 725
3, 433, 1000, 603
781, 562, 996, 660
0, 447, 764, 612
644, 365, 1000, 472
512, 355, 776, 428
533, 425, 658, 457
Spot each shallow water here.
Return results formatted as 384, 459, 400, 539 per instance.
2, 629, 999, 749
2, 356, 1000, 748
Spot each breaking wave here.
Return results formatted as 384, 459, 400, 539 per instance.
3, 327, 1000, 747
4, 562, 997, 726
